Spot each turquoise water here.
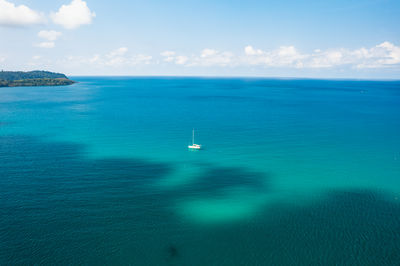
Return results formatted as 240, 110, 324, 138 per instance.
1, 77, 400, 265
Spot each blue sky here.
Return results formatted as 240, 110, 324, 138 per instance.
0, 0, 400, 78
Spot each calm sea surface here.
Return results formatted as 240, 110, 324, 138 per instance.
1, 77, 400, 265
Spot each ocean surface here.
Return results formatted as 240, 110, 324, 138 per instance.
1, 77, 400, 265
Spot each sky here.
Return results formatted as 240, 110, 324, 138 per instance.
0, 0, 400, 78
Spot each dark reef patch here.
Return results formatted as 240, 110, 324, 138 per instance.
1, 135, 399, 265
167, 245, 179, 258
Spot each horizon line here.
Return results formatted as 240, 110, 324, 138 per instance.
68, 75, 400, 82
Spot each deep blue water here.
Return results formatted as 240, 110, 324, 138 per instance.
1, 77, 400, 265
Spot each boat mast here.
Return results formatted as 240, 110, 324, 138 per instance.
192, 129, 194, 145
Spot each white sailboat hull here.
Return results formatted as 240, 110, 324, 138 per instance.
188, 144, 201, 149
189, 129, 201, 149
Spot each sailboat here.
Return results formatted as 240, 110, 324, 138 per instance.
188, 129, 201, 149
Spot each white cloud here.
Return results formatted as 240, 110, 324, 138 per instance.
89, 54, 100, 63
356, 41, 400, 68
160, 51, 175, 62
160, 51, 175, 57
175, 56, 188, 65
201, 48, 218, 57
244, 46, 263, 56
0, 55, 5, 62
0, 0, 44, 26
51, 0, 95, 29
104, 47, 129, 66
40, 42, 54, 49
309, 50, 344, 68
63, 47, 152, 67
242, 42, 400, 69
38, 30, 62, 41
194, 49, 234, 66
160, 51, 189, 65
131, 54, 153, 65
36, 42, 55, 48
276, 46, 306, 66
27, 55, 49, 67
107, 47, 128, 57
161, 49, 235, 67
157, 42, 400, 70
21, 42, 400, 73
106, 53, 152, 66
244, 45, 307, 68
163, 57, 175, 63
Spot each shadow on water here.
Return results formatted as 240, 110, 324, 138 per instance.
220, 190, 400, 265
1, 135, 400, 265
0, 135, 175, 264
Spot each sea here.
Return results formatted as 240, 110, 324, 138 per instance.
1, 77, 399, 265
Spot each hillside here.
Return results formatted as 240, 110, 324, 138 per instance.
0, 71, 75, 87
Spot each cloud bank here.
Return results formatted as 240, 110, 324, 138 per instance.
53, 41, 400, 73
0, 0, 44, 26
63, 47, 152, 68
160, 42, 400, 70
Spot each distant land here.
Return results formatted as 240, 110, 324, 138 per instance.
0, 71, 75, 87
